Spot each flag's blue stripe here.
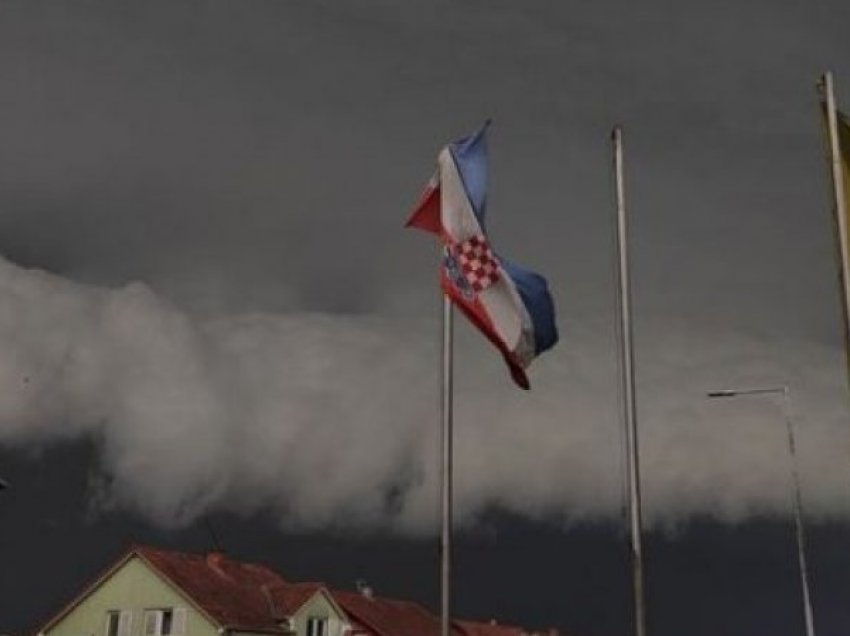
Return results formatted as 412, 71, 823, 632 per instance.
502, 260, 559, 355
449, 123, 489, 228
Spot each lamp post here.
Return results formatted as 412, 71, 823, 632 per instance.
706, 386, 816, 636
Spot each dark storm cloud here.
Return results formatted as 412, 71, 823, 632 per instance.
0, 0, 844, 317
0, 0, 849, 561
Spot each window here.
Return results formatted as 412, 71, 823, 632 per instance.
105, 611, 132, 636
307, 617, 327, 636
143, 609, 186, 636
106, 612, 120, 636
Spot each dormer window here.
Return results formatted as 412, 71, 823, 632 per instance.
307, 616, 328, 636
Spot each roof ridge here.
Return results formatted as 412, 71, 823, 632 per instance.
334, 587, 431, 610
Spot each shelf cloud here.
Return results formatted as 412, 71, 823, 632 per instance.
1, 255, 848, 532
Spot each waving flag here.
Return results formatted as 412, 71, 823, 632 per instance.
406, 122, 558, 389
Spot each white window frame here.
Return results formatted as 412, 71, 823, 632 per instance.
307, 616, 328, 636
106, 610, 132, 636
172, 608, 187, 636
143, 608, 186, 636
105, 611, 120, 636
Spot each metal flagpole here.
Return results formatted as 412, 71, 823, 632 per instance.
822, 72, 850, 378
440, 293, 454, 636
612, 125, 647, 636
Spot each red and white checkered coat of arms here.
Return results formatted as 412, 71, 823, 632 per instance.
443, 234, 501, 298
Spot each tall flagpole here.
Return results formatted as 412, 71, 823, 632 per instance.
612, 125, 647, 636
440, 293, 454, 636
821, 72, 850, 379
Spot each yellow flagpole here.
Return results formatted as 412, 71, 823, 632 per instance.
820, 71, 850, 385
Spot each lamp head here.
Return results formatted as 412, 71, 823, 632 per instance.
707, 390, 737, 398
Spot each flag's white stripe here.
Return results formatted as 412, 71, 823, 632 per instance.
438, 147, 535, 359
438, 148, 481, 241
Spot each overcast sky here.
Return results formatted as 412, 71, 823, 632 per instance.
2, 1, 850, 635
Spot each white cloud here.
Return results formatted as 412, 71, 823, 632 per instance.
0, 255, 849, 533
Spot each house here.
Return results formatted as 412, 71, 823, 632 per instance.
35, 546, 554, 636
36, 546, 349, 636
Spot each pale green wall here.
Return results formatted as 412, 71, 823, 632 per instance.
290, 592, 346, 636
43, 557, 218, 636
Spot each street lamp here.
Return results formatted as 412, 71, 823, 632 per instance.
706, 385, 816, 636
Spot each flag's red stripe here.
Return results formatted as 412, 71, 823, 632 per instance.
440, 273, 530, 390
405, 183, 442, 235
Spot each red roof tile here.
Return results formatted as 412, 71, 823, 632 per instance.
332, 590, 444, 636
454, 620, 525, 636
135, 545, 292, 631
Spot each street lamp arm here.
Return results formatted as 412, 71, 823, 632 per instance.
706, 386, 788, 399
704, 383, 815, 636
706, 389, 739, 398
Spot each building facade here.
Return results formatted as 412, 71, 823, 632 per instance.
36, 546, 548, 636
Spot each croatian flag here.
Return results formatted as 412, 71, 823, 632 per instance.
406, 122, 558, 389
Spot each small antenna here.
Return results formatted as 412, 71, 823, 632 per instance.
203, 516, 224, 553
355, 579, 374, 599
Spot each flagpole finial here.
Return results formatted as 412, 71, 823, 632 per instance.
817, 72, 831, 96
611, 124, 624, 141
